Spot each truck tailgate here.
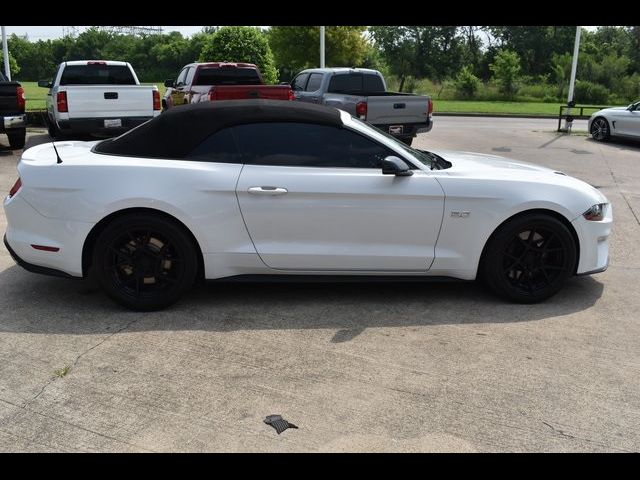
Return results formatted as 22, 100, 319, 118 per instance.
210, 85, 292, 101
64, 86, 155, 118
365, 95, 429, 125
0, 83, 20, 113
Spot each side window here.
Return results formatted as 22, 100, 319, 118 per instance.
185, 127, 242, 164
185, 67, 196, 86
291, 73, 310, 91
305, 73, 323, 92
175, 67, 189, 86
233, 122, 395, 169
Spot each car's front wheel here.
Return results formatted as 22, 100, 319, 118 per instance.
590, 116, 610, 142
92, 214, 198, 311
481, 213, 577, 303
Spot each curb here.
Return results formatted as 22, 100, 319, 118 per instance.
433, 112, 558, 119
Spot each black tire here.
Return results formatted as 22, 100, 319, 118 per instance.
590, 116, 610, 142
92, 214, 198, 311
7, 129, 26, 150
399, 137, 414, 147
480, 213, 577, 303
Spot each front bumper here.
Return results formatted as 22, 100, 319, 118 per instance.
571, 205, 612, 275
1, 114, 27, 131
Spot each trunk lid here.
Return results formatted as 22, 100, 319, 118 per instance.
63, 86, 156, 118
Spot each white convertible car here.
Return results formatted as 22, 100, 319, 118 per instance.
4, 100, 612, 310
589, 100, 640, 141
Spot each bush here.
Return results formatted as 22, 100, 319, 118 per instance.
490, 50, 521, 98
454, 66, 480, 98
573, 80, 610, 104
199, 26, 278, 84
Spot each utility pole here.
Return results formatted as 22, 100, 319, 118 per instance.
320, 26, 325, 68
564, 26, 582, 133
2, 26, 10, 80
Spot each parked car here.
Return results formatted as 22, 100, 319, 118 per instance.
38, 60, 161, 138
0, 71, 26, 149
163, 62, 293, 109
4, 100, 611, 311
290, 68, 432, 146
589, 100, 640, 142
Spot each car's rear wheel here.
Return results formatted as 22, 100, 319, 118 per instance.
590, 116, 610, 141
93, 214, 198, 311
399, 137, 414, 147
481, 213, 577, 303
7, 129, 26, 150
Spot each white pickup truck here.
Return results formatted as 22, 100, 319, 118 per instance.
38, 60, 161, 138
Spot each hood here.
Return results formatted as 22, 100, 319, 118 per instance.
593, 106, 628, 115
429, 149, 608, 206
431, 150, 559, 174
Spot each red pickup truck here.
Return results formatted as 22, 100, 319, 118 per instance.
162, 62, 293, 109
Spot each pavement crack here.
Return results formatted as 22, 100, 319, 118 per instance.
29, 317, 140, 405
542, 421, 576, 439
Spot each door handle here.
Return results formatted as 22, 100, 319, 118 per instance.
248, 186, 288, 195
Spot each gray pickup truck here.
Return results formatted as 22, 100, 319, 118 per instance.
291, 68, 432, 145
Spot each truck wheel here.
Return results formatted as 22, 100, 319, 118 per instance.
7, 129, 26, 150
400, 137, 414, 147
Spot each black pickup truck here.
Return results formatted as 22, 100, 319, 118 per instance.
0, 71, 26, 149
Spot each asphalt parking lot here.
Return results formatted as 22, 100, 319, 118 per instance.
0, 118, 639, 452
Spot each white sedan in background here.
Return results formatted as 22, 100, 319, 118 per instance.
4, 100, 612, 310
589, 100, 640, 141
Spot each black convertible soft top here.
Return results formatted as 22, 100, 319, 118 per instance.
93, 99, 343, 159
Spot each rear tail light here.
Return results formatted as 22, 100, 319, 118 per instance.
8, 178, 21, 198
288, 89, 295, 101
56, 91, 68, 113
428, 98, 433, 116
87, 61, 107, 65
209, 88, 217, 101
153, 90, 161, 110
16, 86, 26, 112
356, 101, 367, 120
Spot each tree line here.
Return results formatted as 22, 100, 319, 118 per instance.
3, 26, 639, 104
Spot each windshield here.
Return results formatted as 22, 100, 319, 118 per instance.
349, 117, 449, 170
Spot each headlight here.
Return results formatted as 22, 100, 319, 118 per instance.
583, 203, 607, 221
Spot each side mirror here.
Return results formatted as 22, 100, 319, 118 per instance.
164, 79, 175, 88
382, 156, 413, 176
279, 81, 291, 86
38, 80, 52, 88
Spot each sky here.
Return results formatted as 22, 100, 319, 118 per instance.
3, 25, 600, 42
3, 26, 210, 40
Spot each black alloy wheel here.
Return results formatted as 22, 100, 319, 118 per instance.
93, 214, 198, 311
481, 214, 577, 303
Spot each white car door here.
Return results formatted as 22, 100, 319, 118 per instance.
610, 104, 640, 137
233, 122, 445, 271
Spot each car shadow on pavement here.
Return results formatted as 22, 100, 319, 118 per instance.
585, 136, 640, 152
0, 264, 604, 339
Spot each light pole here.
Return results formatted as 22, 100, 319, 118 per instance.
564, 26, 582, 133
2, 26, 10, 80
320, 26, 325, 68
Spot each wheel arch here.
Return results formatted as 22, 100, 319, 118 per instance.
81, 207, 205, 280
478, 208, 581, 276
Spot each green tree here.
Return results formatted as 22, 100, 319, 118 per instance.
490, 50, 521, 97
551, 52, 572, 98
200, 26, 278, 84
0, 51, 20, 78
268, 26, 368, 80
454, 65, 480, 98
